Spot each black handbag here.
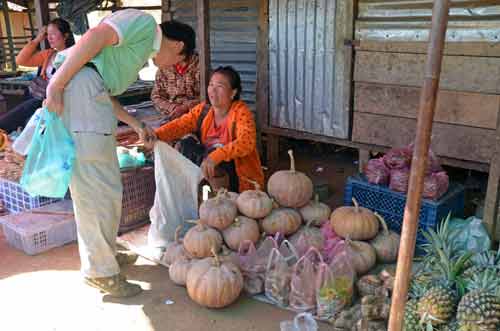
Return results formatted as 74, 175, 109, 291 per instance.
28, 66, 54, 100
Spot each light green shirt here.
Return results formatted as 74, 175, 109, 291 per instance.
90, 9, 161, 96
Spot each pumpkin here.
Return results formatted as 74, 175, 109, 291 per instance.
162, 225, 190, 265
169, 256, 193, 286
219, 245, 241, 269
183, 221, 223, 258
199, 190, 238, 230
370, 213, 400, 263
267, 150, 313, 208
186, 249, 243, 308
345, 239, 377, 276
330, 198, 379, 240
222, 216, 260, 251
289, 220, 324, 253
261, 208, 302, 236
299, 194, 332, 226
356, 274, 384, 297
0, 129, 7, 151
236, 178, 273, 219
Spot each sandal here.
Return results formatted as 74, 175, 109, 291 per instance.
84, 274, 142, 297
115, 252, 139, 266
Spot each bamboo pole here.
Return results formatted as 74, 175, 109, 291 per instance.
387, 1, 451, 331
197, 0, 210, 101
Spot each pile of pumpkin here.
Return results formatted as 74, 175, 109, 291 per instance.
162, 150, 401, 312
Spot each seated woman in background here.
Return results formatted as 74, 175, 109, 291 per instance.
0, 18, 75, 133
150, 21, 200, 121
154, 66, 264, 192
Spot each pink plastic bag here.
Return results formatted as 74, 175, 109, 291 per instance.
423, 171, 449, 200
290, 224, 324, 258
316, 250, 355, 320
289, 247, 324, 313
389, 168, 410, 193
321, 222, 342, 264
383, 147, 411, 170
364, 158, 390, 185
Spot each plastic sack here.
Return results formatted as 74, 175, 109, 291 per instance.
20, 108, 75, 198
265, 247, 293, 306
116, 146, 146, 169
316, 249, 355, 320
148, 142, 203, 248
321, 222, 342, 264
12, 108, 43, 156
280, 312, 318, 331
364, 158, 390, 185
423, 171, 449, 200
279, 239, 300, 266
290, 224, 324, 258
448, 216, 491, 255
289, 247, 324, 313
383, 147, 411, 170
389, 167, 410, 193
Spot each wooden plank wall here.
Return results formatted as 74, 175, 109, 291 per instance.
352, 43, 500, 164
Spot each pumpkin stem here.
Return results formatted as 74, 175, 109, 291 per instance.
174, 225, 183, 244
314, 194, 319, 203
288, 149, 296, 172
352, 197, 360, 212
306, 219, 314, 228
374, 212, 389, 234
242, 177, 260, 191
234, 217, 240, 226
211, 247, 221, 266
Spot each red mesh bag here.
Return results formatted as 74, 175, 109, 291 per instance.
364, 158, 390, 185
423, 171, 449, 200
383, 147, 411, 170
389, 168, 410, 193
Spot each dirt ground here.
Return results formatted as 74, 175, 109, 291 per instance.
0, 142, 358, 331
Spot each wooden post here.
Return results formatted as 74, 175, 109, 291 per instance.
483, 104, 500, 241
27, 2, 35, 39
256, 0, 269, 131
197, 0, 210, 101
161, 0, 172, 21
1, 0, 16, 71
34, 0, 49, 49
388, 2, 451, 331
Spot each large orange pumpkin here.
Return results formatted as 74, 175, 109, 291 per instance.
345, 239, 376, 276
236, 179, 273, 219
199, 190, 238, 230
267, 150, 313, 208
183, 221, 223, 258
162, 225, 190, 265
261, 208, 302, 236
222, 216, 260, 251
330, 198, 379, 240
186, 249, 243, 308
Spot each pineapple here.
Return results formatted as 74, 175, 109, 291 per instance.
441, 318, 459, 331
417, 285, 456, 326
456, 270, 500, 331
403, 299, 421, 331
463, 248, 500, 279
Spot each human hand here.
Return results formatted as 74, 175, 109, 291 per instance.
135, 123, 157, 150
44, 82, 65, 115
169, 104, 189, 120
201, 157, 216, 179
35, 26, 47, 43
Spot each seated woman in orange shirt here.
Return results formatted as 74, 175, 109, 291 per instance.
154, 66, 264, 192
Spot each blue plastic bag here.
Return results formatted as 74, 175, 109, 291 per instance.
20, 108, 75, 198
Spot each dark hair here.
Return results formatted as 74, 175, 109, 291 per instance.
49, 18, 75, 48
159, 20, 196, 58
210, 66, 242, 101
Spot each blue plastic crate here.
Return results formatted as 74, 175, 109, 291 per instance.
343, 175, 465, 254
0, 178, 61, 213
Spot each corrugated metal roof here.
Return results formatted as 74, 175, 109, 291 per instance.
171, 0, 258, 107
356, 1, 500, 42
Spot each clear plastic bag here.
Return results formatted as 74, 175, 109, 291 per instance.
449, 216, 491, 255
316, 249, 355, 320
239, 237, 278, 295
280, 312, 318, 331
289, 247, 324, 313
20, 108, 75, 198
12, 108, 43, 156
265, 247, 292, 306
364, 158, 390, 185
